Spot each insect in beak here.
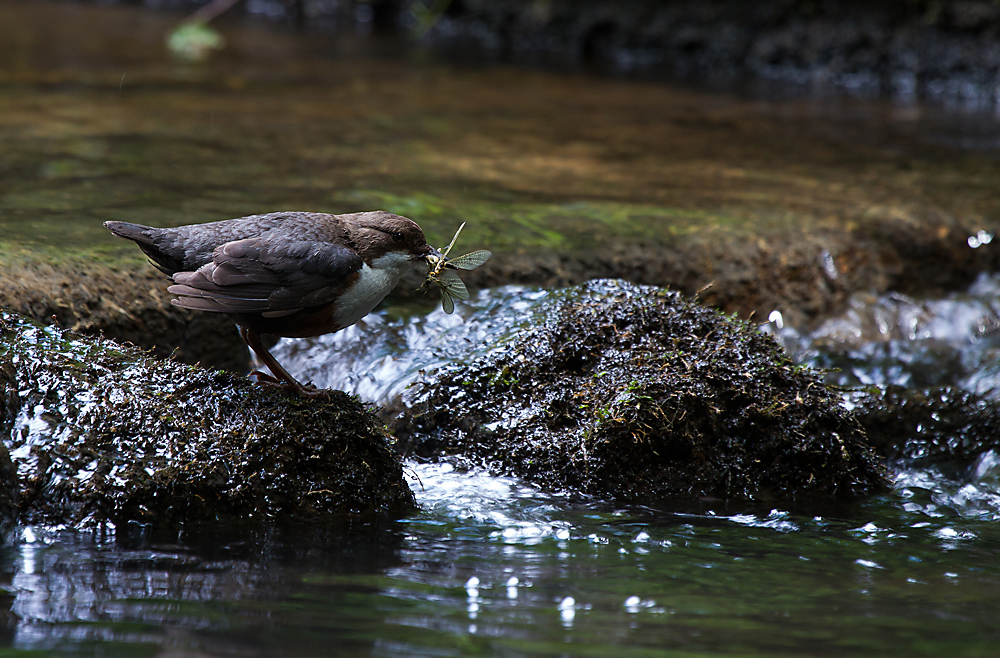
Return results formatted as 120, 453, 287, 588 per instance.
422, 222, 492, 314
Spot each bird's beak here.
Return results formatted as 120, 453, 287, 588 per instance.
422, 245, 444, 263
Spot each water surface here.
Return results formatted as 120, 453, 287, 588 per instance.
3, 1, 1000, 258
4, 281, 998, 656
2, 2, 1000, 656
5, 455, 999, 657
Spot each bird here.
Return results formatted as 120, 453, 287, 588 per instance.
105, 210, 437, 397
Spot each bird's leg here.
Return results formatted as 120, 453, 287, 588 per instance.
239, 326, 328, 399
248, 370, 282, 385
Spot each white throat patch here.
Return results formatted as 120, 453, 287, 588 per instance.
332, 250, 416, 328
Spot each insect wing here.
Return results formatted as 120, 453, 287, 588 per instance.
439, 269, 469, 300
440, 288, 455, 314
446, 249, 492, 271
424, 222, 488, 312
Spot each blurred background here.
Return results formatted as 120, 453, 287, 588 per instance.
4, 0, 999, 324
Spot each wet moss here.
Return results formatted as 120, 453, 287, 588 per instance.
854, 386, 1000, 470
397, 280, 887, 503
0, 359, 17, 530
0, 309, 415, 529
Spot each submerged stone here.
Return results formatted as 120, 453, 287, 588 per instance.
0, 309, 414, 530
397, 280, 887, 502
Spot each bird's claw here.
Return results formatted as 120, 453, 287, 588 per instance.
249, 370, 330, 399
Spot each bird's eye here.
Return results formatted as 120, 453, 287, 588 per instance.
392, 232, 405, 243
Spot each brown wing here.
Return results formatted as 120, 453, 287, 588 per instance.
166, 236, 363, 318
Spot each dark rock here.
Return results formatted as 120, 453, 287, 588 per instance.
0, 339, 18, 530
0, 309, 414, 529
853, 385, 1000, 469
395, 280, 887, 502
62, 0, 1000, 103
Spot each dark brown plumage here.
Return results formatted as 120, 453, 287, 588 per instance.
106, 211, 435, 397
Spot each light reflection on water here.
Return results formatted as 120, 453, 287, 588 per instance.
5, 281, 1000, 654
2, 1, 999, 652
2, 451, 999, 656
274, 286, 549, 405
278, 273, 1000, 412
895, 451, 1000, 523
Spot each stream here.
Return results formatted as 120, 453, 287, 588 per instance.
3, 280, 999, 656
2, 1, 1000, 656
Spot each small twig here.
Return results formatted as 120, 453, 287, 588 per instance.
694, 281, 714, 300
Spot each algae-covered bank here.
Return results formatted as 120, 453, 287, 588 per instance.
0, 246, 249, 373
5, 0, 1000, 354
397, 280, 887, 502
0, 309, 415, 530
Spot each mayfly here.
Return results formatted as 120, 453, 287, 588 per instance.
423, 222, 492, 314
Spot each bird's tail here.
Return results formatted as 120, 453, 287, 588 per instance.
104, 220, 150, 241
104, 221, 181, 275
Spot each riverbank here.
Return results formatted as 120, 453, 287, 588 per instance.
419, 0, 1000, 108
74, 0, 1000, 108
3, 4, 999, 361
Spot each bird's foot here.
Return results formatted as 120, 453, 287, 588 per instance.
287, 382, 331, 399
249, 370, 330, 399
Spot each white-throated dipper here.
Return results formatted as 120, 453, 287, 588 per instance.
106, 211, 437, 397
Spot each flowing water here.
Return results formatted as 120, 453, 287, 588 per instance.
5, 282, 999, 657
4, 446, 1000, 657
765, 271, 1000, 395
3, 1, 1000, 656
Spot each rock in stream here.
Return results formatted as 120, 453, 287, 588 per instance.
0, 310, 415, 531
395, 280, 888, 502
855, 386, 1000, 470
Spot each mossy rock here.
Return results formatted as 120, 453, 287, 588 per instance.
854, 386, 1000, 470
0, 309, 414, 529
397, 280, 887, 502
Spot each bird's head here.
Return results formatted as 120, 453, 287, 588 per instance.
349, 211, 436, 268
